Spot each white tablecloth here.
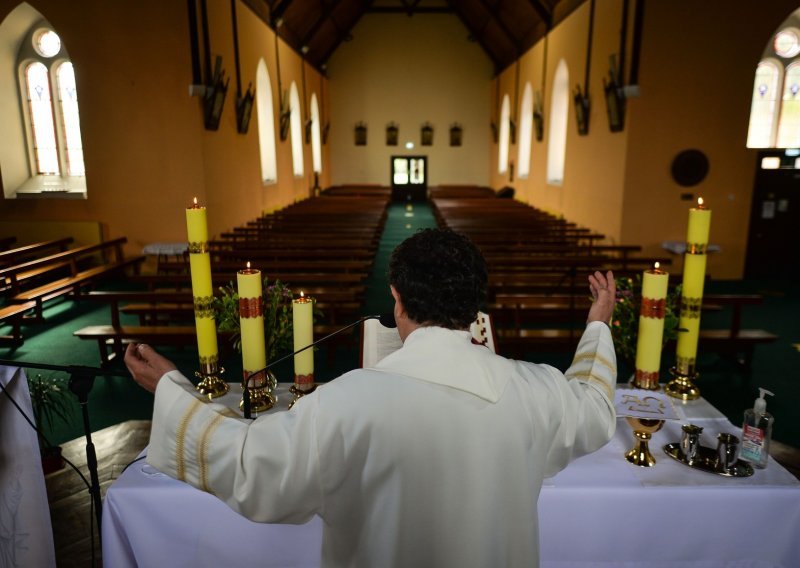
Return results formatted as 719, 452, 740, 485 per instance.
102, 386, 800, 568
0, 366, 56, 567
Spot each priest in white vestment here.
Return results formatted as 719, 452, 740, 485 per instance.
126, 228, 617, 567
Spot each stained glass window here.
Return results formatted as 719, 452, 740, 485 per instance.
310, 93, 322, 174
776, 62, 800, 147
25, 62, 60, 174
34, 29, 60, 57
747, 60, 781, 148
774, 29, 800, 58
56, 62, 85, 176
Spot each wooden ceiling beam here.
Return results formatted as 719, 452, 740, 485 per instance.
526, 0, 552, 28
301, 0, 342, 46
475, 0, 522, 56
446, 0, 502, 72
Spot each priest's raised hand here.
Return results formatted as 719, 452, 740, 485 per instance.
587, 270, 616, 325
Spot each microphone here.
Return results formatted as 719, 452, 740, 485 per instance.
242, 313, 395, 418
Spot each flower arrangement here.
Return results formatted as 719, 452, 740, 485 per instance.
214, 278, 295, 362
611, 275, 682, 371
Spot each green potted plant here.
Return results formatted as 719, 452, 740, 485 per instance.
27, 373, 75, 474
611, 275, 682, 378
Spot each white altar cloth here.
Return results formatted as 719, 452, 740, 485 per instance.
0, 366, 56, 567
102, 385, 800, 568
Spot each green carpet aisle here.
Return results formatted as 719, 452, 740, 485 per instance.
361, 201, 439, 316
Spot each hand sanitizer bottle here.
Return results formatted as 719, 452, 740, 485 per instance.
740, 388, 774, 469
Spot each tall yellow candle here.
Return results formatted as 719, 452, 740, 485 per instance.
186, 199, 218, 368
676, 198, 712, 375
292, 292, 314, 391
237, 263, 266, 382
634, 263, 669, 390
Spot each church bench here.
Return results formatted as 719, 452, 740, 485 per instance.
207, 245, 375, 262
0, 237, 74, 268
158, 258, 373, 275
3, 238, 145, 320
74, 323, 349, 367
0, 301, 37, 346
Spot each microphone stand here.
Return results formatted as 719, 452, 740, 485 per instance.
242, 314, 385, 418
0, 358, 125, 543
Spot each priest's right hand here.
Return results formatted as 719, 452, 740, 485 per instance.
587, 270, 616, 326
124, 343, 177, 393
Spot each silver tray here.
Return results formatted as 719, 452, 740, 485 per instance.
663, 443, 754, 477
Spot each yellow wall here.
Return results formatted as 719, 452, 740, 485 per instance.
622, 0, 798, 278
494, 0, 799, 278
327, 14, 493, 186
0, 0, 329, 255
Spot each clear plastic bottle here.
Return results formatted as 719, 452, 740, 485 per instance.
740, 388, 774, 469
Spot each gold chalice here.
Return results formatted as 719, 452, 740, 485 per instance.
625, 417, 664, 467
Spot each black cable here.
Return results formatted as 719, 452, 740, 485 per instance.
0, 377, 91, 491
121, 454, 147, 475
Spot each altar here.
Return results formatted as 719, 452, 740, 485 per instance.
102, 385, 800, 567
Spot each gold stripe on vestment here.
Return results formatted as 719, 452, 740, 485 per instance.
568, 371, 614, 400
199, 413, 226, 494
570, 351, 617, 375
176, 398, 203, 481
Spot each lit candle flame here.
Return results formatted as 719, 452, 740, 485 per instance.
193, 197, 198, 206
654, 261, 660, 270
246, 261, 251, 269
300, 291, 305, 299
697, 197, 704, 207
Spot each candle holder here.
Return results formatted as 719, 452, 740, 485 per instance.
665, 366, 701, 401
624, 416, 664, 467
194, 359, 229, 398
240, 369, 276, 413
288, 378, 316, 410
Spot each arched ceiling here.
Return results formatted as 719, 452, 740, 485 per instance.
242, 0, 587, 74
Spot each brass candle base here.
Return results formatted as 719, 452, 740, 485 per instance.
665, 367, 701, 401
288, 383, 317, 410
240, 370, 277, 413
624, 417, 664, 467
195, 362, 229, 399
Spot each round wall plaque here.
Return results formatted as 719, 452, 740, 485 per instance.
671, 149, 709, 187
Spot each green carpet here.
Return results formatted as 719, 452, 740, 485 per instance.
2, 205, 798, 451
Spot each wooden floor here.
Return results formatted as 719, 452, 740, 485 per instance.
45, 421, 800, 567
45, 420, 151, 568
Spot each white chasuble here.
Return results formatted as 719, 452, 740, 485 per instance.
147, 321, 616, 567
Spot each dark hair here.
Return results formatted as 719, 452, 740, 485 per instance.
388, 228, 488, 329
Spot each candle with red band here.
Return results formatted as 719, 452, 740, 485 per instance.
634, 262, 669, 390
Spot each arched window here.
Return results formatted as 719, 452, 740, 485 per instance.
310, 93, 322, 174
1, 10, 87, 198
747, 60, 782, 148
517, 82, 534, 179
777, 61, 800, 147
747, 11, 800, 149
289, 82, 304, 177
498, 94, 511, 174
256, 58, 278, 184
547, 59, 569, 185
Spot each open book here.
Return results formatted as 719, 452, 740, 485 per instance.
360, 311, 497, 368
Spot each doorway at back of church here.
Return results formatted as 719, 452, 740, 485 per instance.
745, 150, 800, 279
391, 155, 427, 201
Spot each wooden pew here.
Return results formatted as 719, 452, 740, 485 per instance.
0, 301, 37, 346
1, 237, 145, 320
0, 237, 74, 268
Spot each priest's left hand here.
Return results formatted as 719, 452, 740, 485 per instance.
124, 343, 177, 393
587, 270, 616, 326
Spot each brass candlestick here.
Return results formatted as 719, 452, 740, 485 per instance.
665, 366, 701, 401
288, 378, 316, 410
195, 360, 228, 398
624, 417, 665, 467
240, 369, 276, 413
